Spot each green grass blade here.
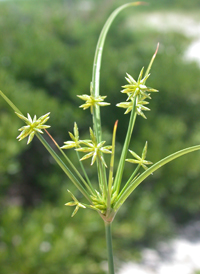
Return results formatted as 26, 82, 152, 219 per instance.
114, 145, 200, 210
92, 2, 144, 144
92, 2, 145, 96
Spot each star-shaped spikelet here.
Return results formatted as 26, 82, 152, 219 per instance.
126, 141, 152, 170
76, 128, 112, 167
65, 190, 86, 217
61, 122, 83, 149
16, 112, 50, 144
121, 68, 158, 100
77, 94, 110, 113
116, 96, 150, 118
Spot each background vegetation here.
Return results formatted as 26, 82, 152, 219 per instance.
0, 0, 200, 273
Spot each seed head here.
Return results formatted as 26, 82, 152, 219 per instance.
16, 112, 50, 144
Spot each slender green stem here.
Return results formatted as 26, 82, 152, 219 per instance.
118, 165, 140, 199
58, 146, 94, 195
36, 133, 92, 202
96, 152, 107, 199
61, 149, 94, 195
76, 150, 96, 195
44, 129, 95, 196
113, 97, 137, 194
96, 157, 104, 195
0, 90, 22, 115
107, 121, 118, 212
98, 157, 107, 198
105, 222, 115, 274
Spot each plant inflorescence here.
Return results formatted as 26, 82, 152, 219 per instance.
1, 2, 200, 274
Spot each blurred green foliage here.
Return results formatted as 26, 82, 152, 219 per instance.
0, 0, 200, 273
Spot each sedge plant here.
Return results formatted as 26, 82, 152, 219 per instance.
1, 2, 200, 274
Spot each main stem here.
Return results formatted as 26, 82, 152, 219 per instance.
105, 222, 115, 274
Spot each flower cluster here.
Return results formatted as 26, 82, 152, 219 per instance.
16, 112, 50, 144
65, 190, 86, 217
117, 48, 159, 119
126, 141, 152, 170
77, 94, 110, 114
61, 122, 83, 149
62, 124, 112, 167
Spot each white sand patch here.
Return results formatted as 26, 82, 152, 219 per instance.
118, 221, 200, 274
128, 12, 200, 65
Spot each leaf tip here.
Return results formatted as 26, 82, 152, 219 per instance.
132, 1, 149, 6
154, 43, 159, 57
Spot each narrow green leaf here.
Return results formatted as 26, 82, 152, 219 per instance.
114, 145, 200, 210
92, 2, 145, 143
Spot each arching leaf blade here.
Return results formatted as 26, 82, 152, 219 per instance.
114, 145, 200, 210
